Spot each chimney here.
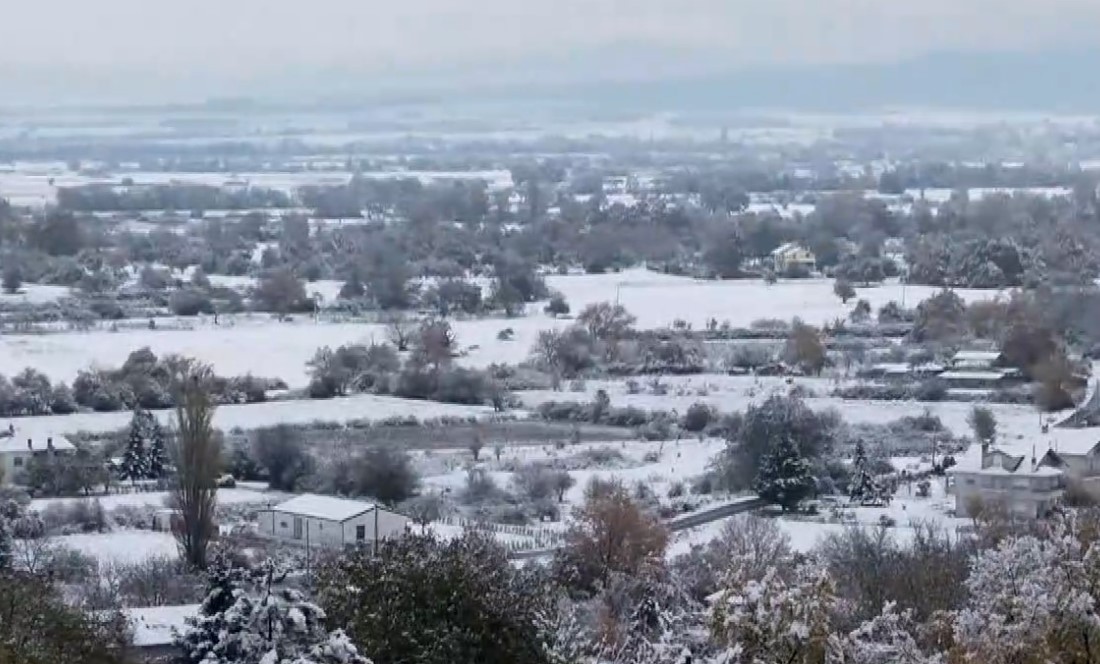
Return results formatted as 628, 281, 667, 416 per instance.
46, 437, 53, 452
7, 423, 12, 435
26, 438, 32, 450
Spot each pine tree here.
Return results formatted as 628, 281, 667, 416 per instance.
178, 556, 370, 664
754, 434, 815, 512
147, 418, 168, 479
177, 552, 253, 663
848, 439, 884, 506
0, 500, 20, 571
120, 409, 151, 483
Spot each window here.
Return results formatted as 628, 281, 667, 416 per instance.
318, 523, 323, 531
356, 525, 366, 541
280, 521, 287, 529
12, 457, 22, 468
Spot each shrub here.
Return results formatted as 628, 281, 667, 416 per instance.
169, 288, 215, 316
544, 292, 570, 316
251, 425, 313, 492
914, 378, 948, 402
682, 402, 714, 433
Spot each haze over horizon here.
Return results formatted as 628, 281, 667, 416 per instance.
3, 0, 1100, 106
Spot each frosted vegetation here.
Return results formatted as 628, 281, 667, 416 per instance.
3, 107, 1100, 662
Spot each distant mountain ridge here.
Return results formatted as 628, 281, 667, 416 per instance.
473, 48, 1100, 112
1, 47, 1098, 112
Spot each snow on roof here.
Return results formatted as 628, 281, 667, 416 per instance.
770, 242, 805, 256
0, 429, 75, 454
949, 462, 1062, 477
125, 604, 199, 647
952, 350, 1002, 362
1044, 428, 1100, 456
273, 494, 376, 522
938, 371, 1010, 381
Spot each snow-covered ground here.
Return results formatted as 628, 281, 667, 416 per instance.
542, 269, 1004, 330
10, 393, 502, 438
0, 316, 543, 387
31, 487, 278, 512
125, 604, 200, 647
520, 372, 1065, 456
669, 472, 965, 557
418, 436, 724, 508
53, 530, 179, 564
0, 284, 72, 304
0, 270, 1006, 388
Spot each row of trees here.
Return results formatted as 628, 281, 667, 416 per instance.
0, 348, 281, 418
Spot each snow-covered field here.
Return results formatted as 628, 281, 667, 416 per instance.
0, 316, 543, 387
543, 269, 1006, 330
11, 393, 502, 438
54, 530, 179, 565
669, 472, 964, 556
520, 372, 1065, 456
31, 487, 278, 512
0, 283, 73, 304
0, 268, 1071, 573
418, 437, 725, 508
0, 270, 1006, 388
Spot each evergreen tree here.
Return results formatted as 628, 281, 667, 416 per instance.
147, 418, 168, 479
177, 552, 253, 663
848, 439, 885, 506
178, 556, 369, 664
120, 408, 151, 483
318, 532, 551, 664
0, 500, 20, 571
754, 434, 815, 512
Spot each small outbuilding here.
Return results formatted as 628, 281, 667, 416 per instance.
257, 494, 410, 549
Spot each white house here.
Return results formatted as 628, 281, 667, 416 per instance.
770, 242, 816, 274
257, 494, 410, 549
947, 448, 1065, 519
0, 426, 75, 484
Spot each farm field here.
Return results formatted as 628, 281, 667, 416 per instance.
0, 270, 1008, 388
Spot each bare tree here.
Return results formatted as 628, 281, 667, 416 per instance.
468, 433, 484, 462
384, 313, 415, 352
968, 406, 997, 447
553, 479, 668, 592
171, 368, 220, 570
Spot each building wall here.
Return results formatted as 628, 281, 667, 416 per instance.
0, 451, 32, 484
340, 509, 410, 546
261, 508, 410, 549
952, 471, 1064, 519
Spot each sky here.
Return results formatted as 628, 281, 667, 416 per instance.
2, 0, 1100, 101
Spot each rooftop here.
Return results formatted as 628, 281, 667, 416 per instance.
949, 462, 1063, 477
952, 350, 1002, 362
938, 370, 1011, 381
273, 494, 376, 522
0, 429, 75, 454
771, 242, 809, 256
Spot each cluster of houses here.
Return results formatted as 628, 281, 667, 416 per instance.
860, 350, 1028, 392
947, 382, 1100, 519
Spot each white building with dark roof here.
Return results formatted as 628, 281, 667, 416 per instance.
947, 448, 1064, 519
257, 494, 410, 549
0, 425, 75, 484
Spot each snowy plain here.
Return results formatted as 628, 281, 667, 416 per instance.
0, 270, 1008, 388
8, 392, 503, 439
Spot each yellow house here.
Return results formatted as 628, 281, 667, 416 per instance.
770, 242, 816, 274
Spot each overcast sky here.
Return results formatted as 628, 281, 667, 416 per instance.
2, 0, 1099, 97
